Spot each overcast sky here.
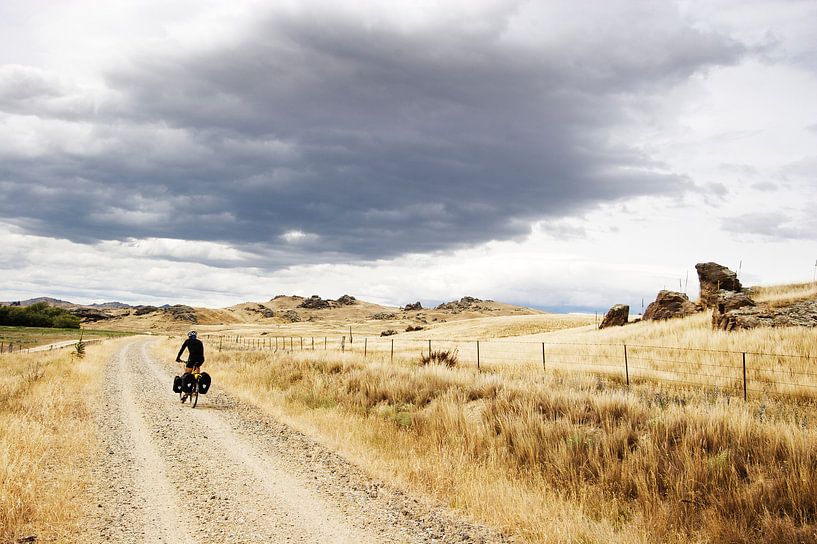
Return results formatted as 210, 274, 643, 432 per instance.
1, 0, 816, 311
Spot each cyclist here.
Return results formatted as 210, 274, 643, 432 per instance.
176, 330, 204, 403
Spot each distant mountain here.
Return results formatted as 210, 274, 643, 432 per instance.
0, 297, 132, 309
0, 297, 77, 308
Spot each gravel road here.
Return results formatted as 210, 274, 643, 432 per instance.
84, 338, 506, 543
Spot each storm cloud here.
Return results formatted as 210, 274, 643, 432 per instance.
0, 2, 744, 264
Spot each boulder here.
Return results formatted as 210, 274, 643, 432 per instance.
372, 312, 397, 320
696, 262, 742, 309
403, 302, 423, 311
599, 304, 629, 329
380, 330, 398, 337
643, 291, 697, 321
336, 295, 357, 305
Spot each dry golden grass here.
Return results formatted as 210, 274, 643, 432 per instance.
0, 339, 120, 543
752, 281, 817, 305
152, 324, 817, 544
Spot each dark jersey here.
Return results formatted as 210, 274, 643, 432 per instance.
177, 338, 205, 364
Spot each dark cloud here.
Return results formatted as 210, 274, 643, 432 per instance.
0, 2, 744, 263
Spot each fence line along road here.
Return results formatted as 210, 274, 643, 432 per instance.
204, 334, 817, 402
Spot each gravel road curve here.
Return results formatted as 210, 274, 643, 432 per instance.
84, 338, 507, 544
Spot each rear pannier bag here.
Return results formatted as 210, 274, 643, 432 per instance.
172, 375, 183, 393
182, 373, 197, 393
198, 372, 212, 394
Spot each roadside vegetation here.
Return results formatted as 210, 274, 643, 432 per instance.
0, 340, 120, 543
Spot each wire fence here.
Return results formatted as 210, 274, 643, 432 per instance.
0, 338, 102, 354
205, 334, 817, 401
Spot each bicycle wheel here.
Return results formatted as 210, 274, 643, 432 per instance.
190, 381, 199, 408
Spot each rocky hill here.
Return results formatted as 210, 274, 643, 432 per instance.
4, 293, 541, 332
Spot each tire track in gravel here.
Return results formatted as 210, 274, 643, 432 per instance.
85, 338, 507, 544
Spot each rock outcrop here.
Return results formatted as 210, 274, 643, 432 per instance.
336, 295, 357, 306
299, 295, 332, 310
162, 305, 197, 323
696, 262, 742, 309
133, 305, 159, 316
714, 296, 817, 330
403, 302, 423, 311
599, 304, 629, 329
246, 304, 275, 318
283, 310, 301, 323
70, 307, 112, 322
643, 291, 697, 321
372, 312, 397, 320
299, 294, 357, 309
436, 297, 488, 312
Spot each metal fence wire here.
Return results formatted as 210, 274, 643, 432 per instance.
205, 334, 817, 401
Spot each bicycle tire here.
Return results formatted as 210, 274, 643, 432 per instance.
190, 381, 199, 408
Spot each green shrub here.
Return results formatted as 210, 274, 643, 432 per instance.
0, 303, 81, 329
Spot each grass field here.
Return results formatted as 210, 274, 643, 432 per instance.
0, 326, 134, 351
155, 282, 817, 543
0, 338, 126, 543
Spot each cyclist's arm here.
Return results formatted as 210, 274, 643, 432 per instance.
176, 339, 189, 362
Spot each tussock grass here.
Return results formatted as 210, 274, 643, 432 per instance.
0, 340, 117, 543
150, 331, 817, 544
420, 349, 459, 367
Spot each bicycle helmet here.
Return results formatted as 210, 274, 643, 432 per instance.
187, 330, 197, 338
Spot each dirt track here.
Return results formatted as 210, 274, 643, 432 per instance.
84, 338, 505, 543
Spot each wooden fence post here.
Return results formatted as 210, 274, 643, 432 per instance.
476, 340, 480, 371
390, 339, 394, 363
624, 344, 630, 386
364, 338, 368, 358
312, 337, 315, 350
542, 342, 546, 371
742, 352, 748, 401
